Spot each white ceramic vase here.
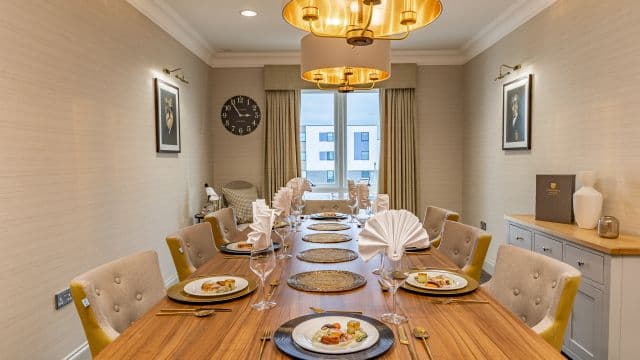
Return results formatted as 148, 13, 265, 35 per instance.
573, 171, 603, 229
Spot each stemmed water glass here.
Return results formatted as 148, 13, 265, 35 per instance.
292, 196, 305, 230
372, 252, 384, 275
347, 196, 359, 223
249, 240, 277, 311
378, 254, 408, 324
274, 224, 292, 259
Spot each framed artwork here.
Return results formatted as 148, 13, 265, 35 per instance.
502, 74, 531, 150
155, 78, 181, 153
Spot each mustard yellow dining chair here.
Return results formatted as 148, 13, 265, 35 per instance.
482, 245, 581, 350
203, 207, 251, 249
422, 206, 460, 247
166, 222, 218, 281
70, 250, 166, 356
438, 220, 491, 281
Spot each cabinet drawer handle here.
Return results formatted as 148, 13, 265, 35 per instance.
516, 236, 524, 241
542, 247, 551, 252
577, 260, 585, 267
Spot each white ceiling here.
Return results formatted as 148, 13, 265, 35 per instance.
128, 0, 557, 66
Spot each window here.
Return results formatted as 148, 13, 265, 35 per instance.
300, 90, 380, 194
319, 151, 335, 160
361, 171, 371, 180
301, 151, 306, 161
319, 132, 334, 142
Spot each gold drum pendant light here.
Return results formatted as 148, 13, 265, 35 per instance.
283, 0, 443, 46
301, 34, 390, 92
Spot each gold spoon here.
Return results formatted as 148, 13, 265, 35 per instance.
267, 279, 280, 299
309, 306, 363, 314
413, 327, 434, 360
155, 309, 215, 317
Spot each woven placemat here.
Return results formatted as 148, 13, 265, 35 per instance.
302, 233, 352, 243
288, 270, 366, 293
307, 222, 351, 231
297, 248, 358, 263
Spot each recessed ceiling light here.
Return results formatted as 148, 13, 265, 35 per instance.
240, 9, 257, 17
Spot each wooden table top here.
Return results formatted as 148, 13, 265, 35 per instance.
506, 214, 640, 255
97, 219, 563, 360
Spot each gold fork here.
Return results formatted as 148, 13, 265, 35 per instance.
258, 328, 272, 360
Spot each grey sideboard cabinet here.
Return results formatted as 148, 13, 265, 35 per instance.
504, 215, 640, 360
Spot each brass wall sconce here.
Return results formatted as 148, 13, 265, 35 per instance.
494, 64, 522, 81
163, 67, 189, 84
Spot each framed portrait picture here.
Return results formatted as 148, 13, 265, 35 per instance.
155, 78, 181, 153
502, 75, 531, 150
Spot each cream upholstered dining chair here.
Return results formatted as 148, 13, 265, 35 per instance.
422, 206, 459, 247
69, 250, 166, 356
166, 222, 218, 281
438, 220, 491, 281
204, 207, 251, 248
482, 245, 581, 350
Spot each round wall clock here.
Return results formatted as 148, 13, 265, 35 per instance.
220, 95, 261, 136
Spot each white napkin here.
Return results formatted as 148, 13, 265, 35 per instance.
358, 209, 429, 261
272, 187, 293, 218
252, 199, 268, 223
247, 201, 276, 250
347, 179, 357, 201
371, 194, 390, 213
286, 177, 312, 199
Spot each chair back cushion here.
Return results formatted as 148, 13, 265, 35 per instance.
439, 220, 491, 281
482, 245, 581, 350
222, 184, 258, 223
423, 206, 459, 240
69, 250, 165, 355
205, 207, 245, 247
171, 222, 217, 269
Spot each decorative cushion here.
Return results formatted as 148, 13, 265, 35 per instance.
222, 186, 258, 223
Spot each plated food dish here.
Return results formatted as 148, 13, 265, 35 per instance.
183, 276, 249, 297
310, 212, 349, 220
274, 313, 394, 360
220, 242, 281, 254
405, 270, 468, 291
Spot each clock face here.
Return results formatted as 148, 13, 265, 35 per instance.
220, 95, 261, 136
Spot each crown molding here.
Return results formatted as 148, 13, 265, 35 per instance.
126, 0, 215, 64
129, 0, 556, 68
461, 0, 557, 62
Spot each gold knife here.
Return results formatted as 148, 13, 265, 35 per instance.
398, 326, 418, 360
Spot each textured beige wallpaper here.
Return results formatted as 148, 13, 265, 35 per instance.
462, 0, 640, 269
0, 1, 213, 358
210, 67, 266, 194
416, 66, 464, 219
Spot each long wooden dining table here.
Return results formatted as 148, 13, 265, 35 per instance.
97, 218, 564, 359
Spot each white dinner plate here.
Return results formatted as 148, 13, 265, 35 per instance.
405, 270, 468, 291
183, 276, 249, 297
405, 243, 431, 251
291, 316, 380, 355
226, 242, 253, 252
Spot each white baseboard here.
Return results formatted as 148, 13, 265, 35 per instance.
63, 273, 180, 360
483, 258, 496, 275
63, 342, 90, 360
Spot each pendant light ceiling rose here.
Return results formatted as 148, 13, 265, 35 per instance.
300, 34, 390, 89
283, 0, 442, 46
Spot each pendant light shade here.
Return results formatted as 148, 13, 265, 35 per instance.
301, 34, 390, 91
283, 0, 442, 46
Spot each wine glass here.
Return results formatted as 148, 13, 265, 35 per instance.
355, 209, 369, 229
274, 224, 292, 259
292, 196, 305, 229
249, 242, 277, 311
347, 196, 359, 223
379, 254, 408, 324
372, 252, 384, 275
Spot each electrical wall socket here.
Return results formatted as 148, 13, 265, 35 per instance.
55, 288, 73, 309
480, 221, 487, 231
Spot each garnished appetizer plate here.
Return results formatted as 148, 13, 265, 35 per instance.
405, 270, 468, 291
220, 242, 281, 254
183, 276, 248, 297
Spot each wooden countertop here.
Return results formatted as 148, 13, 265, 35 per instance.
97, 219, 562, 359
506, 215, 640, 255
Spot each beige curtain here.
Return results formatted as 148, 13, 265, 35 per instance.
379, 88, 417, 213
264, 90, 301, 204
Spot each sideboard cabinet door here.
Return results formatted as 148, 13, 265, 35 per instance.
564, 281, 604, 360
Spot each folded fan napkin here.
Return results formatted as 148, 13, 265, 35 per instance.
247, 201, 276, 250
358, 209, 429, 261
356, 182, 370, 208
286, 177, 312, 200
272, 187, 293, 218
347, 179, 357, 201
371, 194, 390, 213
